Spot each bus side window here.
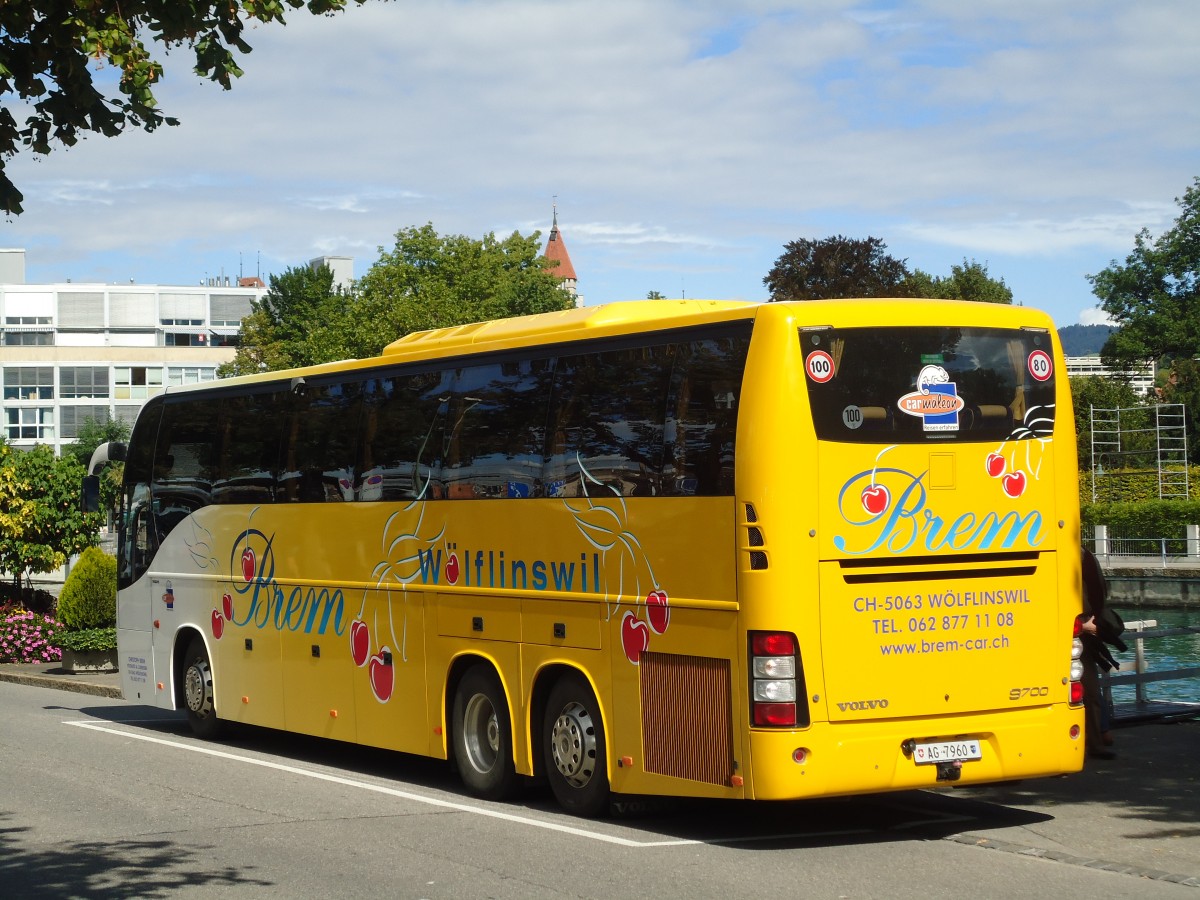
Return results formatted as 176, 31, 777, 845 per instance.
546, 346, 670, 497
153, 396, 218, 540
280, 379, 362, 503
359, 370, 449, 501
441, 359, 551, 499
212, 390, 286, 504
664, 336, 749, 496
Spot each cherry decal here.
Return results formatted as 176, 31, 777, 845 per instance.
241, 547, 256, 582
621, 611, 650, 665
211, 609, 225, 640
222, 592, 233, 621
860, 484, 890, 516
1002, 470, 1027, 498
369, 648, 394, 702
350, 619, 370, 668
986, 453, 1006, 478
646, 590, 670, 635
445, 552, 460, 585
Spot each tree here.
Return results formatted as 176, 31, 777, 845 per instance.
353, 224, 576, 355
1090, 176, 1200, 370
764, 235, 914, 301
906, 259, 1013, 304
219, 263, 353, 375
646, 291, 665, 300
1, 1, 366, 215
0, 444, 100, 590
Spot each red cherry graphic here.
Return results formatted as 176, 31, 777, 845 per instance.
368, 648, 394, 702
445, 552, 460, 585
620, 611, 650, 665
350, 619, 370, 667
211, 610, 225, 640
222, 592, 233, 621
860, 484, 890, 516
1002, 470, 1027, 498
985, 453, 1006, 478
646, 590, 670, 635
241, 547, 256, 582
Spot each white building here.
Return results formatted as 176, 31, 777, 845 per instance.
0, 248, 266, 454
1065, 355, 1157, 397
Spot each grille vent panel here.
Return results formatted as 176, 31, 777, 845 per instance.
640, 652, 734, 785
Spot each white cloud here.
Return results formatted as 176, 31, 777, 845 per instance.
1079, 307, 1115, 327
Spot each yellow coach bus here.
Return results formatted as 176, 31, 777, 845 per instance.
95, 298, 1086, 816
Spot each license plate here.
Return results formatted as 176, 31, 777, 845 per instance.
912, 739, 982, 765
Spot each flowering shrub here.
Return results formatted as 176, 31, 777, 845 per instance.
0, 606, 63, 664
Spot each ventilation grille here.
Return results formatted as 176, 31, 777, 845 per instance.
748, 527, 764, 547
641, 652, 734, 785
749, 551, 768, 570
744, 503, 758, 523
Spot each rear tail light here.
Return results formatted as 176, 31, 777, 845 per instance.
750, 631, 805, 727
1069, 614, 1085, 706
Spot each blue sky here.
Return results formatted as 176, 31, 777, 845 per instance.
3, 0, 1198, 328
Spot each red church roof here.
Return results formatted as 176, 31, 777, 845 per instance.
543, 209, 577, 282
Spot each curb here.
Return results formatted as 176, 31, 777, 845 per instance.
0, 670, 122, 699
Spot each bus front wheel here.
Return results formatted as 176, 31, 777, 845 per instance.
183, 637, 223, 739
452, 666, 518, 801
543, 673, 609, 817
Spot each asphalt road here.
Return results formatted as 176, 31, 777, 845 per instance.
1, 679, 1196, 899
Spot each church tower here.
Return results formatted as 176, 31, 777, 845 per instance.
542, 203, 580, 306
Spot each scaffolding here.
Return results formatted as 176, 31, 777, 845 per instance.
1090, 403, 1189, 502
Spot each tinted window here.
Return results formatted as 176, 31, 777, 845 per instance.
280, 380, 361, 502
118, 400, 163, 589
360, 369, 449, 500
442, 359, 553, 499
212, 390, 287, 503
803, 326, 1057, 444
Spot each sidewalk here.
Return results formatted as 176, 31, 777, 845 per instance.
0, 661, 122, 698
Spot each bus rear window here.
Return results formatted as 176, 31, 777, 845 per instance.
801, 326, 1056, 443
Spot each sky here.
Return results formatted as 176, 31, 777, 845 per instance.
2, 0, 1198, 328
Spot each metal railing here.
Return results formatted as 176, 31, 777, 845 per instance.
1102, 619, 1200, 722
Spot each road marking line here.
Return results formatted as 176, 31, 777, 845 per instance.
64, 720, 694, 848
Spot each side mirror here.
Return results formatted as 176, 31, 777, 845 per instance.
81, 475, 101, 513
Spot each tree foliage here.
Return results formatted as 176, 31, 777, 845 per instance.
763, 237, 1012, 305
56, 546, 117, 630
906, 259, 1013, 304
0, 444, 100, 588
764, 235, 914, 301
219, 263, 354, 376
0, 0, 366, 215
355, 224, 576, 348
227, 225, 576, 373
1091, 176, 1200, 369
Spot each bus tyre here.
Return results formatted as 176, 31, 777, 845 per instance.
452, 666, 518, 801
183, 638, 223, 740
543, 673, 609, 817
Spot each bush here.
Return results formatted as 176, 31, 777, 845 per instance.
56, 627, 117, 653
0, 606, 62, 663
56, 547, 117, 630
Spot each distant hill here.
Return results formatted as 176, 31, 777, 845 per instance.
1057, 323, 1114, 356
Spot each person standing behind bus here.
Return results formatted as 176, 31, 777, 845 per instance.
1080, 545, 1117, 759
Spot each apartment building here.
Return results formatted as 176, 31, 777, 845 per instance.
0, 248, 265, 455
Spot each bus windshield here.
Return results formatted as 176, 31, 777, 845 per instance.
802, 325, 1056, 443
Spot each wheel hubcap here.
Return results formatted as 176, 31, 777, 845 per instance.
184, 660, 211, 716
550, 701, 596, 788
463, 693, 499, 774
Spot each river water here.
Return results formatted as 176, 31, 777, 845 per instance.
1103, 608, 1200, 706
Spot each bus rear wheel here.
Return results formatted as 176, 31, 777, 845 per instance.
183, 637, 223, 739
452, 666, 518, 801
543, 673, 609, 817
